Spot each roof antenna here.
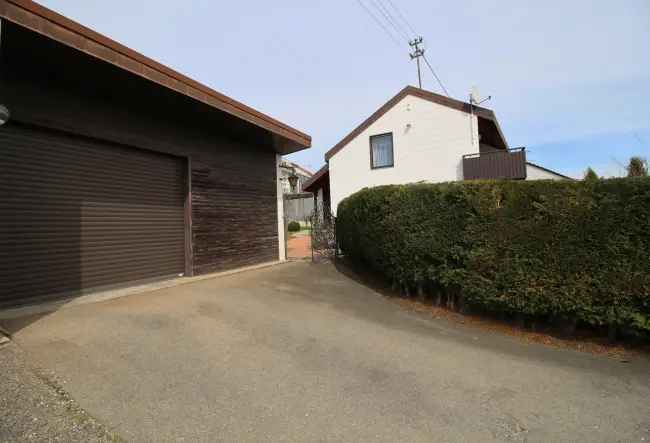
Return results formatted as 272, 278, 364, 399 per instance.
469, 86, 492, 149
470, 86, 491, 106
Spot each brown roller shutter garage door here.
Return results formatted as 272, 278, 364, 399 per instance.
1, 123, 187, 308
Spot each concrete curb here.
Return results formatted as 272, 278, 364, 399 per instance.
0, 260, 287, 320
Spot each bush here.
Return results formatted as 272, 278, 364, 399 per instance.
337, 178, 650, 334
627, 156, 648, 177
584, 167, 599, 181
288, 221, 301, 232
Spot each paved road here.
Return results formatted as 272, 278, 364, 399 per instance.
3, 262, 650, 442
0, 341, 118, 442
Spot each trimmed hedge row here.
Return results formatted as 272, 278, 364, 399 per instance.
336, 178, 650, 334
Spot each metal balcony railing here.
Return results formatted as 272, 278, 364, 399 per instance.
462, 147, 527, 180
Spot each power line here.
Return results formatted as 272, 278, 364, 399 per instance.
355, 0, 402, 47
385, 0, 418, 37
378, 0, 410, 41
422, 53, 450, 97
372, 0, 410, 42
380, 1, 449, 97
355, 0, 452, 98
368, 0, 407, 44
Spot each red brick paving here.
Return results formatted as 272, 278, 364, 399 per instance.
287, 235, 311, 259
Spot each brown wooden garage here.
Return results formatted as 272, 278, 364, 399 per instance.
0, 1, 311, 308
0, 123, 187, 307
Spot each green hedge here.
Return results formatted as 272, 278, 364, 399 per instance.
336, 178, 650, 334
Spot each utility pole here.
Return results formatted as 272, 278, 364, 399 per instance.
409, 37, 425, 89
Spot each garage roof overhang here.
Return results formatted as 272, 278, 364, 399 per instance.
0, 0, 311, 154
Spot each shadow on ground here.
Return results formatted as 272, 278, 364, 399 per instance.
331, 257, 650, 368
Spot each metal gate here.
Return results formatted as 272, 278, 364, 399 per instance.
309, 204, 337, 262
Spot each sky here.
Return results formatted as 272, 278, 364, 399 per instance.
39, 0, 650, 178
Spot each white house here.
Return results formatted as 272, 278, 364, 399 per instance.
304, 86, 570, 213
525, 162, 571, 180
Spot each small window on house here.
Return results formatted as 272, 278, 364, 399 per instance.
370, 133, 394, 169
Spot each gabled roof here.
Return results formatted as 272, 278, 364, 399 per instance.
302, 164, 329, 193
325, 86, 507, 161
0, 0, 311, 153
281, 161, 313, 177
526, 162, 575, 180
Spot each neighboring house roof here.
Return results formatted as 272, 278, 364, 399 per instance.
302, 164, 329, 193
325, 86, 508, 161
293, 164, 313, 178
0, 0, 311, 153
280, 160, 313, 178
526, 162, 575, 180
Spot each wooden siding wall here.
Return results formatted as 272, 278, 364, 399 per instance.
191, 162, 277, 273
1, 22, 279, 276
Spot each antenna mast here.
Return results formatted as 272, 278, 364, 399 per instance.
469, 87, 492, 149
409, 37, 425, 89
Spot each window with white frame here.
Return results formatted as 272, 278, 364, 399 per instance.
370, 133, 394, 169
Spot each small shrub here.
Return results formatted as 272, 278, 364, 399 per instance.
584, 167, 599, 181
288, 221, 301, 232
627, 156, 648, 177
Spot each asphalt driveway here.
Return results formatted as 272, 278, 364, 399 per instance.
3, 262, 650, 442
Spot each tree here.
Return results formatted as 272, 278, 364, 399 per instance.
583, 167, 599, 181
626, 156, 648, 177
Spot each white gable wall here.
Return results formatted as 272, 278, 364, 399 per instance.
329, 95, 478, 213
526, 163, 567, 180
